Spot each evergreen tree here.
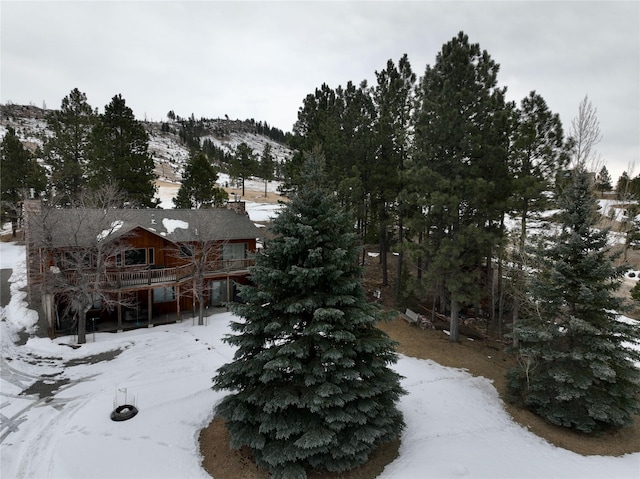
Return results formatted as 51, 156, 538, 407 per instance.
0, 127, 47, 233
259, 142, 275, 197
288, 83, 344, 192
44, 88, 96, 203
594, 165, 612, 197
173, 151, 227, 208
616, 171, 631, 199
407, 31, 511, 341
87, 94, 158, 207
509, 91, 567, 341
511, 91, 567, 245
289, 80, 377, 250
507, 168, 640, 433
629, 174, 640, 200
228, 142, 257, 196
335, 80, 377, 248
213, 149, 405, 479
372, 54, 416, 291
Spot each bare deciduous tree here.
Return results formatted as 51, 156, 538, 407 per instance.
168, 216, 235, 326
569, 95, 603, 172
29, 186, 134, 344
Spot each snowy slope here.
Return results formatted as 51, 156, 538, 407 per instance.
0, 104, 293, 186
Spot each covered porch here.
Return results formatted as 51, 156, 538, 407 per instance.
48, 273, 246, 337
84, 306, 231, 334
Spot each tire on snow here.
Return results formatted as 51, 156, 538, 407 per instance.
110, 404, 138, 421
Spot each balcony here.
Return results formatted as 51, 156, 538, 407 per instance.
105, 259, 254, 288
58, 259, 253, 290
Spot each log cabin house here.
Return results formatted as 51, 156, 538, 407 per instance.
24, 200, 261, 337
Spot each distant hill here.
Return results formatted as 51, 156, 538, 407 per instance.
0, 103, 294, 184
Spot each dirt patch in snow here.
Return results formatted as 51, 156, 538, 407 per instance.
199, 416, 400, 479
377, 317, 640, 457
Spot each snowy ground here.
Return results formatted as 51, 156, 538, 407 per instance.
1, 242, 639, 479
155, 174, 284, 222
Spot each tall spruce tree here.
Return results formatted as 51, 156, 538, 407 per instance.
44, 88, 96, 203
507, 167, 640, 433
173, 151, 227, 208
213, 148, 405, 479
87, 94, 157, 207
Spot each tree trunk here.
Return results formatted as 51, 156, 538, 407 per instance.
449, 297, 460, 342
198, 300, 205, 326
497, 244, 504, 338
416, 230, 423, 280
197, 276, 205, 326
394, 213, 404, 304
380, 247, 388, 286
513, 200, 528, 346
379, 201, 388, 286
77, 310, 88, 344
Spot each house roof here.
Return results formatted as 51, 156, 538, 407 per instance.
28, 206, 261, 248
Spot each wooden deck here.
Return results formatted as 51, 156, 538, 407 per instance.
61, 259, 253, 290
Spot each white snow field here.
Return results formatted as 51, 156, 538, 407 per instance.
1, 241, 638, 479
155, 174, 284, 223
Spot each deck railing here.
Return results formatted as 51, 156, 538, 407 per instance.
62, 259, 253, 289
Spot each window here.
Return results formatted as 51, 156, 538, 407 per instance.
180, 245, 193, 257
91, 293, 101, 310
209, 280, 228, 305
222, 243, 247, 260
124, 248, 147, 266
153, 286, 175, 303
116, 248, 153, 266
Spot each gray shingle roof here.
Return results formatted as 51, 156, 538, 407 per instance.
28, 207, 261, 248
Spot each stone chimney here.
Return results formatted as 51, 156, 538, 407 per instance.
227, 199, 246, 215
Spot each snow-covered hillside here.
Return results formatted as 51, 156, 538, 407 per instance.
0, 103, 294, 185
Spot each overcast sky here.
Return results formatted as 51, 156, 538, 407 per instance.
1, 1, 638, 180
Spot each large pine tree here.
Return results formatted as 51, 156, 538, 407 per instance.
87, 94, 157, 207
228, 142, 257, 196
507, 168, 640, 433
372, 54, 416, 291
213, 149, 405, 479
509, 91, 568, 342
407, 31, 511, 341
44, 88, 96, 203
173, 151, 227, 208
